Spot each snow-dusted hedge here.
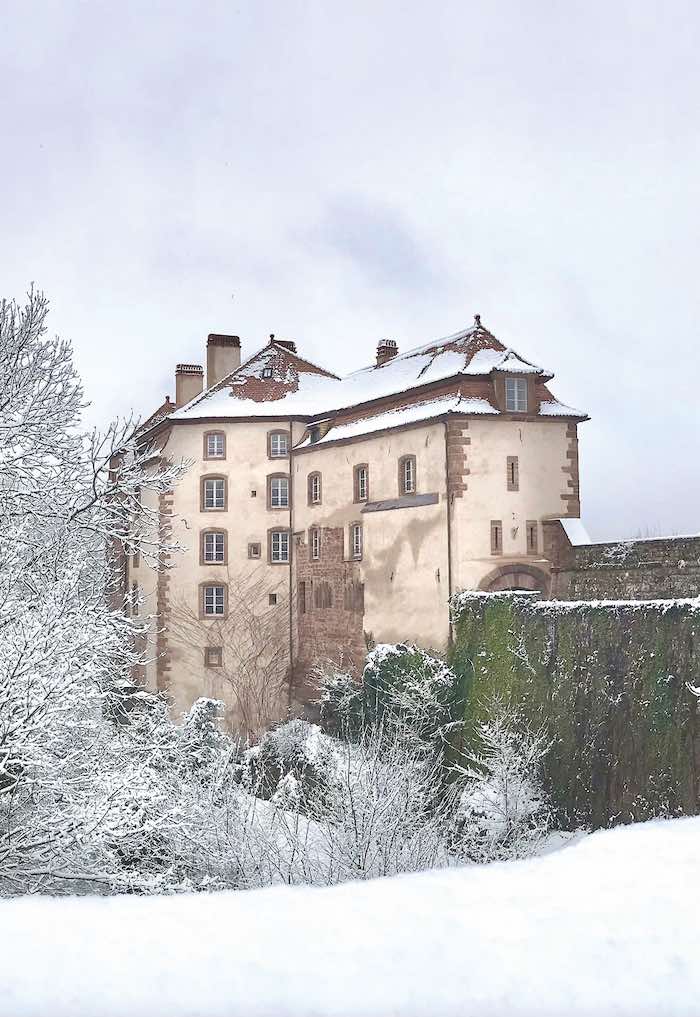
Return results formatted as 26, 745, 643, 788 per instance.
451, 591, 700, 828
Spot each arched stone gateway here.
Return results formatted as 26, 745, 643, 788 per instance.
478, 564, 550, 595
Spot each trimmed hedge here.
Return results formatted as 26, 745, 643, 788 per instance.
450, 592, 700, 828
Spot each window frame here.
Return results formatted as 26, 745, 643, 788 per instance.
353, 463, 369, 503
268, 527, 291, 564
204, 646, 223, 668
350, 521, 363, 560
267, 473, 290, 510
398, 454, 417, 496
200, 529, 227, 565
200, 582, 228, 619
307, 471, 322, 506
505, 376, 528, 414
267, 430, 290, 459
200, 474, 227, 512
203, 430, 226, 461
490, 520, 503, 556
507, 455, 519, 492
526, 519, 539, 554
310, 526, 321, 561
248, 542, 262, 560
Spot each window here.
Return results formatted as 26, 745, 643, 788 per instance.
354, 464, 369, 503
262, 367, 273, 379
310, 526, 321, 561
308, 472, 322, 505
351, 522, 363, 560
268, 474, 289, 509
202, 530, 226, 564
268, 431, 289, 458
248, 542, 261, 559
204, 646, 223, 668
398, 455, 417, 496
269, 593, 278, 606
490, 520, 503, 555
204, 431, 226, 460
298, 581, 307, 615
507, 456, 519, 492
526, 520, 538, 554
269, 529, 290, 563
201, 476, 226, 511
202, 584, 226, 616
505, 377, 528, 413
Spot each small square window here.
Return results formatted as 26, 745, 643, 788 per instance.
248, 542, 261, 559
262, 367, 273, 379
204, 646, 223, 668
269, 593, 277, 605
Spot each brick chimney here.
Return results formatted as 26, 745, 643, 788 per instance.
376, 338, 398, 366
175, 364, 203, 408
207, 334, 241, 389
273, 338, 298, 354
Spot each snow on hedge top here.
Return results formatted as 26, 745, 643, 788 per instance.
1, 817, 697, 1017
168, 322, 582, 426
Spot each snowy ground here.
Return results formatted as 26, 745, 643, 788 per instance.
0, 817, 698, 1017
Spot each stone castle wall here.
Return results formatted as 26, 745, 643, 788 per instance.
543, 521, 700, 601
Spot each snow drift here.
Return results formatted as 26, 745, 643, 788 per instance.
0, 816, 697, 1017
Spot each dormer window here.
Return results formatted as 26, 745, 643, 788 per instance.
262, 367, 273, 379
505, 377, 528, 413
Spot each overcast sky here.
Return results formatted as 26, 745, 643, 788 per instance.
2, 1, 699, 539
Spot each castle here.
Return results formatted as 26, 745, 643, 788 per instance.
131, 317, 589, 732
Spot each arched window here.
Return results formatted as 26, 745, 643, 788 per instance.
201, 475, 227, 511
353, 463, 369, 503
203, 431, 226, 460
200, 529, 227, 565
307, 471, 322, 505
267, 473, 290, 509
200, 582, 228, 618
267, 430, 289, 459
398, 455, 417, 496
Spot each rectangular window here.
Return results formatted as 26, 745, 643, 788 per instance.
351, 523, 363, 560
505, 377, 528, 413
248, 542, 261, 559
203, 531, 225, 563
490, 520, 503, 555
400, 456, 416, 495
310, 527, 321, 561
269, 593, 278, 606
206, 433, 225, 459
270, 476, 289, 508
526, 520, 538, 553
203, 478, 225, 510
270, 530, 290, 563
309, 473, 321, 504
269, 432, 289, 458
354, 465, 368, 502
204, 646, 223, 668
298, 581, 306, 615
203, 584, 226, 616
507, 456, 519, 492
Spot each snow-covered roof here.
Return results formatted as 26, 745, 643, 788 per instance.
156, 321, 586, 436
559, 518, 592, 546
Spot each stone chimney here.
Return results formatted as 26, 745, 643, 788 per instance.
376, 338, 398, 367
207, 334, 241, 389
175, 364, 203, 408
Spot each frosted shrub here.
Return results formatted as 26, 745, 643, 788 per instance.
452, 708, 551, 863
244, 719, 340, 809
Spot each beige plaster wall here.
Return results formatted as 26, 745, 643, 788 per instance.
450, 417, 572, 591
293, 422, 450, 650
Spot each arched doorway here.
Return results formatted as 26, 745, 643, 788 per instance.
478, 564, 550, 595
